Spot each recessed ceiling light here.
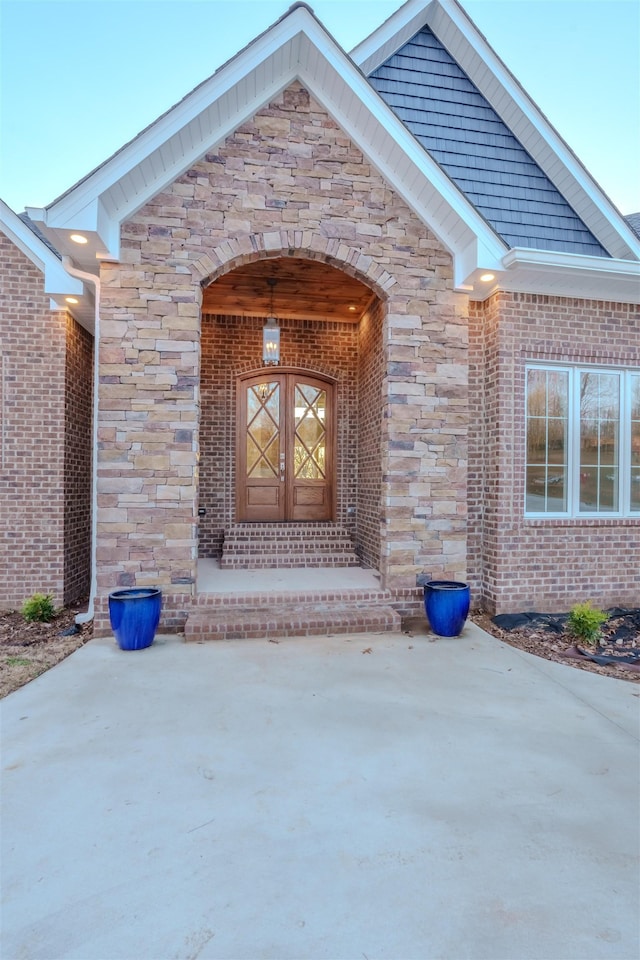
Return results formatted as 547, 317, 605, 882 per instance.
70, 234, 88, 244
65, 297, 79, 304
348, 305, 357, 312
479, 273, 495, 282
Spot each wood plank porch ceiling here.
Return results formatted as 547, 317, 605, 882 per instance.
202, 258, 376, 322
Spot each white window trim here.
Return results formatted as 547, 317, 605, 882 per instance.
525, 362, 639, 519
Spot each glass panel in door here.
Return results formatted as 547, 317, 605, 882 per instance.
294, 384, 327, 480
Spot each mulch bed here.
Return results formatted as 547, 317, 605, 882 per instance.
2, 600, 638, 698
0, 599, 92, 699
471, 608, 640, 683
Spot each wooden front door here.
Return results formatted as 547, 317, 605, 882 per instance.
237, 371, 335, 522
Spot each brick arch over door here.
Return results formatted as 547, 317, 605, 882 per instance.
198, 247, 388, 570
190, 235, 396, 305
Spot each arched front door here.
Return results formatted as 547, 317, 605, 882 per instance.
236, 370, 335, 522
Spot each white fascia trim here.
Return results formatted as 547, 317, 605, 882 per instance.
110, 74, 295, 232
351, 0, 434, 72
353, 0, 639, 263
31, 6, 507, 275
39, 8, 318, 229
429, 1, 640, 262
295, 26, 507, 266
503, 247, 640, 278
501, 247, 640, 303
0, 201, 82, 297
455, 234, 508, 287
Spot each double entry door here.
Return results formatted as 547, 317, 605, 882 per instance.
237, 370, 335, 522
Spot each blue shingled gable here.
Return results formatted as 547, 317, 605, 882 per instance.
369, 28, 609, 257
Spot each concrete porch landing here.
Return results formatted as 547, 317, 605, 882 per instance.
196, 558, 383, 593
188, 560, 403, 641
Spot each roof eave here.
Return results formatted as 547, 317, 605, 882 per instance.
25, 4, 507, 285
0, 200, 96, 330
353, 0, 640, 263
467, 248, 640, 303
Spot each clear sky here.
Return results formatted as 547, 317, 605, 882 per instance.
1, 0, 638, 216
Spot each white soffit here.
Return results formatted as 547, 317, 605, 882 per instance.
0, 200, 95, 330
27, 3, 505, 280
353, 0, 640, 263
468, 250, 640, 304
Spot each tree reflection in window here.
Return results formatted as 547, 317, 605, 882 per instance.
526, 368, 568, 512
294, 384, 326, 480
579, 372, 619, 512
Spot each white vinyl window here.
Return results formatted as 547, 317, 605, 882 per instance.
525, 365, 640, 517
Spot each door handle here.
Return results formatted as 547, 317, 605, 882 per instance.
280, 455, 285, 481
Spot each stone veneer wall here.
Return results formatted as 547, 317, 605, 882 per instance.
0, 231, 66, 606
95, 82, 465, 631
469, 291, 640, 614
199, 312, 359, 557
63, 316, 93, 604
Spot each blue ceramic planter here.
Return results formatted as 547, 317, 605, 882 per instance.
108, 588, 162, 651
424, 580, 470, 637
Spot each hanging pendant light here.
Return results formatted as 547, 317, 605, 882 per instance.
263, 277, 280, 366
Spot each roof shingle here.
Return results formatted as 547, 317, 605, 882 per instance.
369, 28, 609, 256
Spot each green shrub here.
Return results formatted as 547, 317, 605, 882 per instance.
21, 593, 56, 623
567, 601, 608, 645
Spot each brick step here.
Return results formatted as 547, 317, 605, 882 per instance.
184, 601, 401, 641
223, 522, 349, 532
220, 523, 360, 570
194, 586, 391, 607
222, 530, 356, 544
220, 554, 361, 569
221, 537, 357, 550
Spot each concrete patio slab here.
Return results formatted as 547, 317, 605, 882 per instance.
1, 624, 639, 960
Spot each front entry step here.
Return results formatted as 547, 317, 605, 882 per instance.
184, 601, 401, 641
219, 522, 361, 570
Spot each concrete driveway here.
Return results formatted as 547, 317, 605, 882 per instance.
1, 624, 639, 960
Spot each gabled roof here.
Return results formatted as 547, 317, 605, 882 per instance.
0, 199, 91, 326
368, 27, 608, 256
25, 0, 640, 303
626, 213, 640, 240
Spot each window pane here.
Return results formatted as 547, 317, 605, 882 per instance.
631, 376, 640, 512
579, 373, 619, 513
525, 368, 568, 512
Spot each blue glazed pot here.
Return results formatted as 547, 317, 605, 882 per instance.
108, 588, 162, 651
424, 581, 470, 637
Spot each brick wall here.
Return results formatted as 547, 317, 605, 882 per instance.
64, 316, 93, 604
357, 297, 384, 568
96, 81, 464, 631
0, 231, 66, 607
0, 230, 93, 609
469, 291, 640, 613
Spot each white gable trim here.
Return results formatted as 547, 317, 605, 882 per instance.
353, 0, 640, 263
25, 1, 639, 304
0, 199, 83, 306
351, 0, 437, 73
25, 4, 506, 283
